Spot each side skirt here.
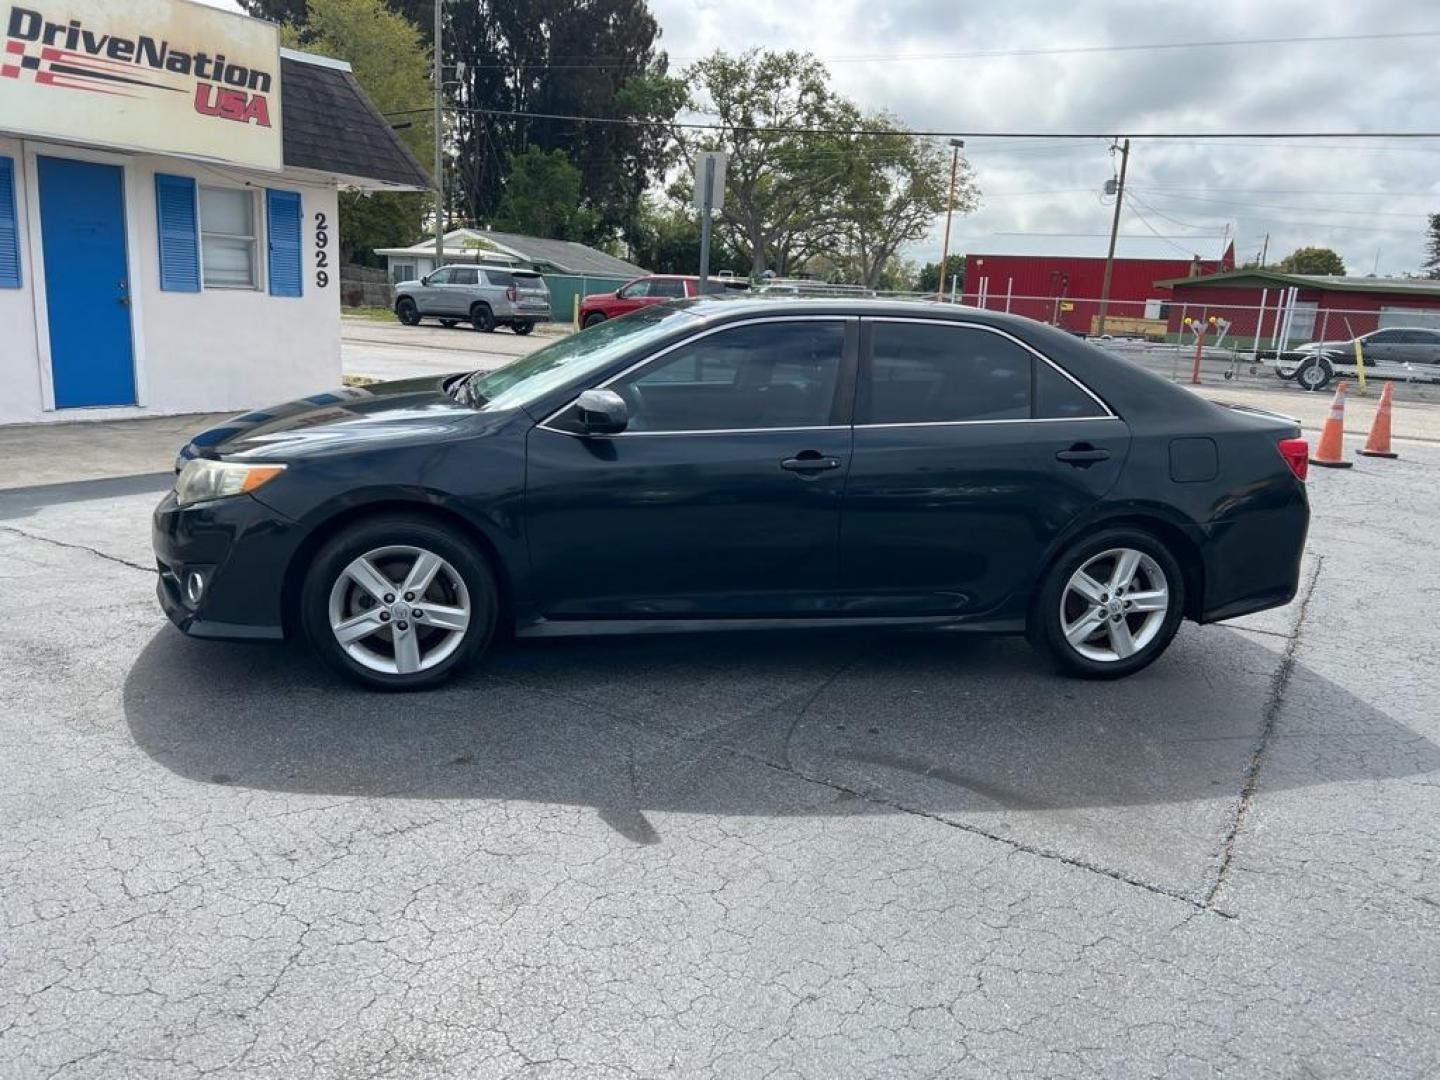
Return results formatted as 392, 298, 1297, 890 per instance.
514, 614, 1027, 639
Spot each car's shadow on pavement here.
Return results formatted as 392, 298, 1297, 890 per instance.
123, 621, 1438, 856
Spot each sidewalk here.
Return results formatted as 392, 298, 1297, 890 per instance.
0, 413, 227, 490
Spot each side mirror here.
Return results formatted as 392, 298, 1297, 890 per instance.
420, 274, 431, 285
575, 389, 628, 435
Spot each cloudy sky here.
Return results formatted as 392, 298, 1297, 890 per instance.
207, 0, 1440, 275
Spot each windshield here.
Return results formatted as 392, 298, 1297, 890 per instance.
459, 305, 700, 411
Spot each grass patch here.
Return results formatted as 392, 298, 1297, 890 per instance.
341, 305, 397, 323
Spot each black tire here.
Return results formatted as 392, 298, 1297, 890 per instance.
440, 319, 458, 328
395, 297, 421, 326
1295, 356, 1333, 392
582, 312, 606, 329
1027, 527, 1186, 680
471, 304, 496, 333
512, 321, 534, 336
300, 516, 498, 691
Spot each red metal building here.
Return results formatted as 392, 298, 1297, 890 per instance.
1154, 269, 1440, 347
960, 241, 1235, 334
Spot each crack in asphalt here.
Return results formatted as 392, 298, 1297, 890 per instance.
1203, 554, 1325, 908
0, 524, 154, 574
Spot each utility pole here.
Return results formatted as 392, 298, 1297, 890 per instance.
1095, 137, 1129, 337
432, 0, 444, 271
1259, 232, 1269, 268
936, 138, 964, 301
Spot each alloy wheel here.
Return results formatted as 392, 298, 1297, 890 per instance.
1059, 547, 1170, 663
326, 545, 471, 675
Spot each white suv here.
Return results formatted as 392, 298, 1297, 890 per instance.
394, 264, 552, 334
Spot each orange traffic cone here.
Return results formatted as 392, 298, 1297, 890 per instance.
1310, 380, 1354, 469
1357, 380, 1398, 459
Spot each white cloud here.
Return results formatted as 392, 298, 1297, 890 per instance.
651, 0, 1440, 274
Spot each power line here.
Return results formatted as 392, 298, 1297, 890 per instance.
386, 104, 1440, 141
449, 29, 1440, 71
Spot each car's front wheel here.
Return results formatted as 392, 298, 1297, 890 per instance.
395, 297, 421, 326
300, 517, 497, 690
1028, 528, 1185, 679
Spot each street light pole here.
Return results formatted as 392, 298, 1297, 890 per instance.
432, 0, 444, 271
936, 138, 963, 302
1096, 136, 1130, 337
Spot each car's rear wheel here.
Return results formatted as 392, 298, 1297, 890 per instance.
301, 517, 497, 690
582, 312, 606, 329
1028, 528, 1185, 679
471, 304, 495, 333
512, 321, 534, 335
395, 297, 421, 326
1295, 356, 1334, 392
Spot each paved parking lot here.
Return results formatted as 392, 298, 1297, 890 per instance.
2, 404, 1438, 1077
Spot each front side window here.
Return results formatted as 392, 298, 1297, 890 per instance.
451, 268, 478, 286
612, 320, 845, 433
427, 268, 453, 285
862, 323, 1031, 424
199, 186, 257, 289
1366, 329, 1400, 344
620, 279, 652, 299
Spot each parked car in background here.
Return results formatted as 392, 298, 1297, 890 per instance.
1275, 326, 1440, 391
579, 275, 748, 327
154, 297, 1309, 690
394, 265, 551, 334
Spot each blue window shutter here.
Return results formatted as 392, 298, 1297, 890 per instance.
266, 189, 303, 298
0, 157, 20, 289
154, 173, 199, 292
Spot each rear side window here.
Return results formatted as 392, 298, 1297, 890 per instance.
1035, 360, 1107, 418
651, 278, 687, 298
862, 323, 1031, 424
451, 268, 478, 285
484, 270, 515, 287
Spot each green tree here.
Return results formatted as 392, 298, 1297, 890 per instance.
279, 0, 433, 267
491, 146, 590, 239
446, 0, 681, 247
1423, 214, 1440, 279
827, 116, 973, 289
676, 50, 857, 277
917, 254, 967, 294
630, 198, 748, 275
1277, 246, 1346, 276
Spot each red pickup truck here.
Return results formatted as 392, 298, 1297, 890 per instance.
579, 275, 747, 328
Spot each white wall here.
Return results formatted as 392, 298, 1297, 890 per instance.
0, 134, 43, 424
0, 137, 340, 425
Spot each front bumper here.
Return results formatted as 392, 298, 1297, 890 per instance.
152, 489, 301, 641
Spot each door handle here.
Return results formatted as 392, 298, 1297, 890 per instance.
1055, 444, 1110, 465
781, 453, 842, 473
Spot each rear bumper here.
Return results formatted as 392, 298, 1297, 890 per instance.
1196, 493, 1311, 624
152, 490, 299, 641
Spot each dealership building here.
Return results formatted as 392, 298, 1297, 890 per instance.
0, 0, 429, 425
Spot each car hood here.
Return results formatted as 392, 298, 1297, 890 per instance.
177, 375, 492, 465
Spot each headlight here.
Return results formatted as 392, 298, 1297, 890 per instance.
175, 459, 285, 507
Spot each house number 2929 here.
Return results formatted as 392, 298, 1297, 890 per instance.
314, 211, 330, 288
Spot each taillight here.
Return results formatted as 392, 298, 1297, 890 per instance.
506, 285, 518, 302
1277, 437, 1308, 481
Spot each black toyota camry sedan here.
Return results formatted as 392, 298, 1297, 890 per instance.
153, 298, 1310, 689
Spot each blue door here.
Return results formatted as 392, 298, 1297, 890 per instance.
37, 157, 135, 408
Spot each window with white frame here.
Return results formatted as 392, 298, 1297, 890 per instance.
199, 186, 258, 289
391, 261, 416, 283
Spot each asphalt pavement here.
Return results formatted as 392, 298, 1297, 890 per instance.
1, 404, 1437, 1075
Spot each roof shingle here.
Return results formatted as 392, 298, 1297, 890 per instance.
280, 53, 431, 191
